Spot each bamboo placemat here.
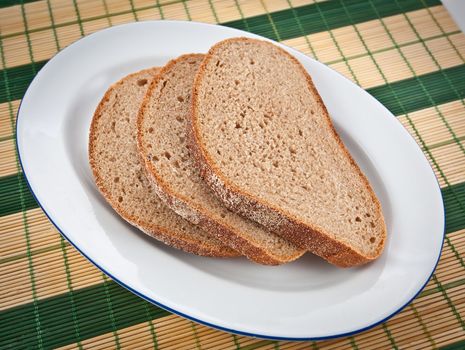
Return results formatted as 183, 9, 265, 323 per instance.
1, 0, 465, 349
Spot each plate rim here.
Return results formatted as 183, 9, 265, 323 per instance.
15, 20, 446, 341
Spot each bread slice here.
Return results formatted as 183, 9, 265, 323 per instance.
189, 38, 387, 267
89, 68, 238, 258
137, 54, 304, 265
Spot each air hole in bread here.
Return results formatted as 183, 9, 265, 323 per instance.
118, 196, 123, 203
148, 127, 154, 133
355, 216, 361, 222
177, 96, 184, 102
152, 155, 159, 162
370, 237, 376, 243
137, 79, 148, 86
249, 59, 255, 65
176, 116, 183, 123
235, 80, 240, 85
111, 121, 116, 132
235, 122, 242, 129
164, 151, 171, 160
114, 177, 119, 183
109, 156, 116, 162
273, 161, 279, 168
298, 129, 303, 137
173, 160, 180, 168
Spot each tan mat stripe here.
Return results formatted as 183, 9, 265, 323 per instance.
429, 143, 465, 187
283, 6, 460, 69
436, 331, 465, 348
397, 99, 465, 187
0, 0, 319, 41
0, 99, 18, 141
425, 229, 465, 291
0, 3, 453, 71
0, 139, 20, 177
331, 27, 463, 87
1, 207, 105, 309
398, 99, 465, 151
0, 246, 104, 309
328, 31, 465, 88
1, 208, 64, 262
2, 5, 463, 73
70, 315, 236, 350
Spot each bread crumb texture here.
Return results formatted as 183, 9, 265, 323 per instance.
193, 38, 386, 263
138, 55, 304, 265
88, 68, 237, 257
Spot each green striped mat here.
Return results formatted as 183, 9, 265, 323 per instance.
1, 0, 465, 349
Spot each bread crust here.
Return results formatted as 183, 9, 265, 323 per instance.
137, 55, 304, 265
189, 38, 387, 267
89, 68, 238, 258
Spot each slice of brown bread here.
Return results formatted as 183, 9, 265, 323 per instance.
137, 54, 305, 265
89, 68, 238, 258
189, 38, 387, 267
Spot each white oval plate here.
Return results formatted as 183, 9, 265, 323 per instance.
17, 21, 444, 340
